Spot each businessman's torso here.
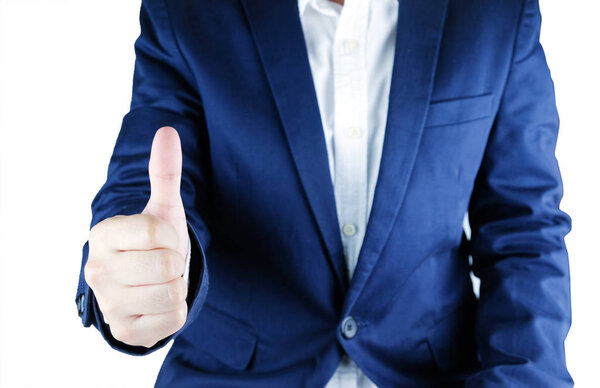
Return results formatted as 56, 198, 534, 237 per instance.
140, 0, 526, 386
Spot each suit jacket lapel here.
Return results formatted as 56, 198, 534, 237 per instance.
344, 0, 450, 312
240, 0, 348, 287
240, 0, 450, 303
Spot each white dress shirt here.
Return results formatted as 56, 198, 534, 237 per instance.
301, 0, 398, 385
186, 0, 398, 386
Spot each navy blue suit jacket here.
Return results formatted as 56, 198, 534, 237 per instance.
75, 0, 573, 386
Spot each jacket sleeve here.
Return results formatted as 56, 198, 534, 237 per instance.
74, 0, 211, 356
465, 0, 573, 386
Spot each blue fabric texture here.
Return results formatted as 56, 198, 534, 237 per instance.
75, 0, 573, 386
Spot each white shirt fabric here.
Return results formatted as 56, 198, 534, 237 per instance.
185, 0, 398, 386
298, 0, 397, 386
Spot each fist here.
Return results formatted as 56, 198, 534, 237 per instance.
85, 127, 190, 348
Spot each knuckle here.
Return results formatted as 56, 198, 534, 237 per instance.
89, 221, 103, 243
166, 278, 186, 304
98, 299, 117, 317
88, 229, 102, 252
89, 217, 114, 242
172, 303, 188, 331
89, 215, 123, 251
84, 261, 104, 287
110, 324, 134, 345
157, 250, 177, 280
160, 304, 187, 336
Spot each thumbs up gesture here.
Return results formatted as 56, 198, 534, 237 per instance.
85, 127, 190, 348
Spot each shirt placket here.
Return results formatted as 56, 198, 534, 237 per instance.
332, 0, 370, 280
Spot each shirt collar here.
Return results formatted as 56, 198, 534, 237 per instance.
299, 0, 343, 17
298, 0, 310, 15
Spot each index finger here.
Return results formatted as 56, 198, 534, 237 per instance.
90, 213, 178, 252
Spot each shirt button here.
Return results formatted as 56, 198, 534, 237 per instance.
342, 223, 357, 237
341, 316, 358, 339
345, 126, 363, 139
343, 39, 359, 53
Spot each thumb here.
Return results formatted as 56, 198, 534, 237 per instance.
143, 126, 185, 218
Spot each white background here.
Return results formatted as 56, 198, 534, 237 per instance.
0, 0, 598, 387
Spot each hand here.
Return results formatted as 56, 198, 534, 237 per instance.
85, 127, 190, 348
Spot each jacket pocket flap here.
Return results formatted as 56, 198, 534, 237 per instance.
425, 93, 494, 127
190, 303, 258, 370
426, 303, 478, 372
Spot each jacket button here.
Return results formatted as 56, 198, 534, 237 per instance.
341, 316, 358, 339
